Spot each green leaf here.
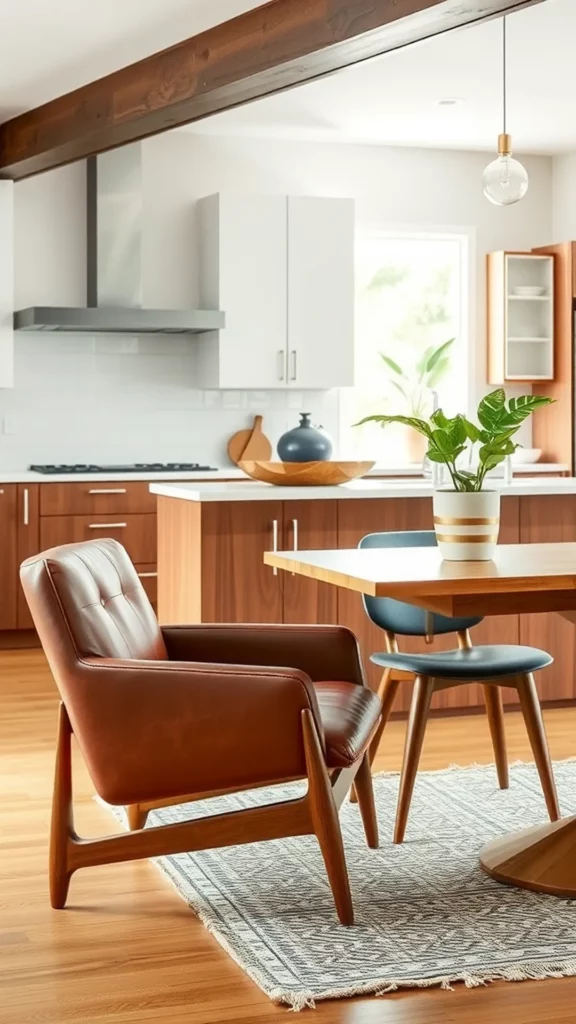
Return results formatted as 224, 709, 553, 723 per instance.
426, 357, 451, 389
461, 418, 481, 443
425, 338, 454, 374
477, 389, 507, 431
379, 352, 405, 377
430, 409, 450, 429
354, 414, 432, 438
415, 344, 436, 381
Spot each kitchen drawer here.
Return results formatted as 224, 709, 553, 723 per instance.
135, 564, 157, 608
40, 514, 156, 565
40, 481, 156, 516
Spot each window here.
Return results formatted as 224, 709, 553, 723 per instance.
340, 230, 470, 465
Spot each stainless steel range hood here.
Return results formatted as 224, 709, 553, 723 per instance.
14, 144, 224, 336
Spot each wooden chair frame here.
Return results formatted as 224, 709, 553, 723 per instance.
352, 629, 560, 844
51, 703, 379, 926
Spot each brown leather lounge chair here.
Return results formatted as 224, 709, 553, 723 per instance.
20, 538, 382, 926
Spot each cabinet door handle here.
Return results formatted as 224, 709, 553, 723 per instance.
88, 488, 127, 495
0, 489, 4, 495
271, 518, 279, 576
137, 571, 158, 578
291, 518, 299, 575
277, 350, 285, 382
290, 350, 297, 381
23, 488, 29, 526
88, 522, 127, 529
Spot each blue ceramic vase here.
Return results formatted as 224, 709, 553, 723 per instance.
277, 413, 333, 463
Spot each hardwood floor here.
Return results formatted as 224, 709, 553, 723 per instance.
1, 649, 575, 1023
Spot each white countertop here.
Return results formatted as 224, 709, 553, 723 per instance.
150, 477, 576, 503
0, 463, 567, 484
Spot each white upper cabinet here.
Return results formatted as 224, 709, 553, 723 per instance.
196, 193, 355, 390
287, 196, 355, 389
0, 182, 14, 388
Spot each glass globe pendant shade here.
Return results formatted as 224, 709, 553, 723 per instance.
483, 134, 529, 206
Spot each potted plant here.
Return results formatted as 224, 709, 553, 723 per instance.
358, 388, 553, 560
380, 339, 454, 463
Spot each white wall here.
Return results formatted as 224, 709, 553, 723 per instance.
0, 133, 553, 469
552, 152, 576, 241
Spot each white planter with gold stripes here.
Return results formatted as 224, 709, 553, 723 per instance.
433, 489, 500, 561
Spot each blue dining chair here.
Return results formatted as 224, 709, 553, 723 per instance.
357, 530, 560, 844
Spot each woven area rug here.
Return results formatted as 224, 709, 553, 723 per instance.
103, 761, 576, 1010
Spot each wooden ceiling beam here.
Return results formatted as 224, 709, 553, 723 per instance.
0, 0, 544, 180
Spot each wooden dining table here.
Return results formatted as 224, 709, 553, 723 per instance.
264, 541, 576, 899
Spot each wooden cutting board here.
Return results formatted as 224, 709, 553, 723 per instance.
227, 415, 272, 465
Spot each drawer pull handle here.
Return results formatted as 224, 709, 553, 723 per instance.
23, 488, 29, 526
137, 571, 158, 578
88, 522, 127, 529
88, 488, 128, 495
0, 489, 4, 494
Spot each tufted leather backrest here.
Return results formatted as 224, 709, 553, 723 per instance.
20, 538, 167, 662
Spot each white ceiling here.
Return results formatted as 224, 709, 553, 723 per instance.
0, 0, 267, 122
186, 0, 576, 156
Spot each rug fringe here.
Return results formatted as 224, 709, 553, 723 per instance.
275, 959, 576, 1011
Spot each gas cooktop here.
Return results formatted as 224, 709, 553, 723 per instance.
29, 463, 218, 475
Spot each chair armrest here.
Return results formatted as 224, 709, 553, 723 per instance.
161, 624, 367, 687
70, 656, 322, 807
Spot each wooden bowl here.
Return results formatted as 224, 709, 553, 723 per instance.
239, 460, 376, 486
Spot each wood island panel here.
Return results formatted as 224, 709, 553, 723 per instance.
201, 501, 284, 624
282, 501, 337, 625
519, 495, 576, 701
336, 497, 520, 712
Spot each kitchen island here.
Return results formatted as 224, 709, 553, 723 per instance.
151, 478, 576, 715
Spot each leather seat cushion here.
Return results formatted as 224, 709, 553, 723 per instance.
313, 682, 382, 768
371, 644, 553, 680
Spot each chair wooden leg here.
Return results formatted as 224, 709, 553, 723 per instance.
50, 703, 74, 909
350, 670, 399, 804
483, 684, 509, 790
127, 804, 149, 830
394, 676, 435, 845
302, 709, 354, 926
353, 751, 379, 849
516, 673, 560, 822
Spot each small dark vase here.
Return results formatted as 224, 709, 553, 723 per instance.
277, 413, 333, 463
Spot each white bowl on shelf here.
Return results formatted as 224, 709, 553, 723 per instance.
511, 448, 542, 464
512, 286, 547, 297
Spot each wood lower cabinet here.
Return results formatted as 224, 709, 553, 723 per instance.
282, 501, 337, 624
336, 496, 521, 713
39, 481, 156, 516
17, 485, 40, 628
519, 495, 576, 701
0, 485, 18, 630
40, 513, 156, 566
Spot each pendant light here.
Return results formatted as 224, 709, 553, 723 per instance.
483, 17, 528, 206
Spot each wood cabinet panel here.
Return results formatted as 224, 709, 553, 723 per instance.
17, 485, 40, 629
135, 564, 157, 609
336, 497, 520, 713
282, 501, 337, 625
200, 501, 284, 623
40, 514, 156, 566
0, 485, 18, 630
519, 495, 576, 701
40, 481, 156, 516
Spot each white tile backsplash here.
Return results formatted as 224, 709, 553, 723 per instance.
0, 334, 339, 470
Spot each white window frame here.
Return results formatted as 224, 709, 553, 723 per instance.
339, 223, 475, 460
